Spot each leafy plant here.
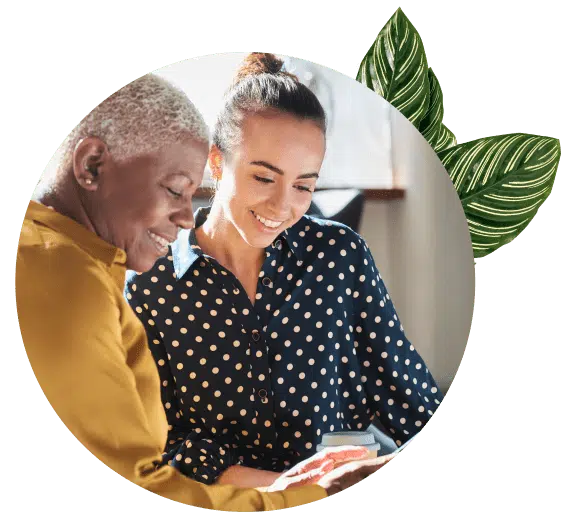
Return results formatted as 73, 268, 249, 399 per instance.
357, 8, 430, 129
418, 68, 456, 153
438, 134, 560, 257
357, 8, 560, 257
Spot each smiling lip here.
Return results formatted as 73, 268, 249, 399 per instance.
251, 210, 285, 230
147, 230, 175, 253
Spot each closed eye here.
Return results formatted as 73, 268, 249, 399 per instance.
254, 176, 275, 184
295, 185, 313, 193
166, 187, 183, 198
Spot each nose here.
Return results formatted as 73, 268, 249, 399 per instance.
266, 185, 292, 218
171, 197, 195, 230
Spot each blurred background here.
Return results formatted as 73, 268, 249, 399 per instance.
155, 53, 475, 394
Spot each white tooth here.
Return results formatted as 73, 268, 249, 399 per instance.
150, 232, 169, 248
254, 213, 282, 228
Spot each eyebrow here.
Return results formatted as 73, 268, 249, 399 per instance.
170, 171, 195, 184
250, 160, 319, 180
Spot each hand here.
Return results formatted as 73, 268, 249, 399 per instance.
315, 453, 396, 496
266, 446, 370, 491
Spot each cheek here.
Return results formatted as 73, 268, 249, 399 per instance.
235, 175, 261, 199
293, 192, 313, 217
125, 194, 168, 231
227, 177, 262, 212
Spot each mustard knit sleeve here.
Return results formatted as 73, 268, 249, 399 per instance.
16, 241, 326, 511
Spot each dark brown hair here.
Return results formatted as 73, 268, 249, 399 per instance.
213, 52, 327, 155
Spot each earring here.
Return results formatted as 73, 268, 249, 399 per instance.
85, 179, 92, 185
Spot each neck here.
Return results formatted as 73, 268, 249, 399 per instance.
35, 173, 98, 236
197, 202, 265, 274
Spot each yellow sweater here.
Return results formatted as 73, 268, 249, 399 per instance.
16, 201, 326, 511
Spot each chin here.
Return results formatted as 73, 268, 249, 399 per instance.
241, 230, 277, 249
126, 255, 157, 274
239, 213, 286, 249
250, 239, 273, 249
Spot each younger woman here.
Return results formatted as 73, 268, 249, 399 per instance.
126, 53, 443, 488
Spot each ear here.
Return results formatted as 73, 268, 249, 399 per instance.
208, 145, 224, 181
72, 137, 110, 191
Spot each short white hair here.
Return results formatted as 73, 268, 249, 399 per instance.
42, 73, 209, 186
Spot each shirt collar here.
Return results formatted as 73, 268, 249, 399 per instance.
25, 201, 126, 267
171, 206, 306, 280
279, 218, 305, 262
171, 207, 207, 279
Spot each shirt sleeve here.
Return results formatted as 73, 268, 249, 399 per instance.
125, 282, 239, 485
17, 242, 326, 510
350, 237, 444, 446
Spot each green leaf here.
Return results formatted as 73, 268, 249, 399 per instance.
435, 123, 457, 152
356, 8, 430, 127
438, 134, 561, 257
418, 68, 456, 153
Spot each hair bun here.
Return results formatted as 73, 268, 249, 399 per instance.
234, 52, 288, 83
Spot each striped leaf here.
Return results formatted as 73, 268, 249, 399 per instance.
438, 134, 560, 257
356, 8, 430, 127
418, 68, 456, 153
435, 123, 457, 152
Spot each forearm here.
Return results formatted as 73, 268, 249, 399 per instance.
215, 464, 282, 488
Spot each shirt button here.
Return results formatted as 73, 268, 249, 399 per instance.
252, 330, 261, 342
258, 389, 268, 404
262, 277, 271, 286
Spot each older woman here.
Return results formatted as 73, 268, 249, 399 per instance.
15, 73, 385, 511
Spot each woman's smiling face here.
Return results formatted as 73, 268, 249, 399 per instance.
212, 111, 326, 248
77, 135, 208, 272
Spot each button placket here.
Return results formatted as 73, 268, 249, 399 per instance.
247, 327, 276, 442
250, 248, 282, 436
212, 250, 277, 445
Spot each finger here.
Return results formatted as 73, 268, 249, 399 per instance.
293, 446, 356, 475
368, 453, 398, 468
314, 459, 335, 476
295, 459, 334, 481
319, 446, 370, 464
292, 446, 370, 476
321, 455, 393, 482
346, 457, 392, 475
285, 460, 334, 488
293, 456, 326, 475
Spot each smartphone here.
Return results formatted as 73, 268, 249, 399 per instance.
396, 437, 415, 453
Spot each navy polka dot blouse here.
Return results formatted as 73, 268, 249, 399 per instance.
125, 207, 443, 484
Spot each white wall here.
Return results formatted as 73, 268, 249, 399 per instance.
285, 57, 393, 189
156, 54, 393, 189
359, 108, 475, 393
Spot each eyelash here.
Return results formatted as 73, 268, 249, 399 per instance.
253, 176, 313, 193
166, 187, 182, 199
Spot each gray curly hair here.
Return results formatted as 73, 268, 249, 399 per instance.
39, 73, 209, 192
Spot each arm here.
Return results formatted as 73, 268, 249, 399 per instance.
351, 238, 444, 446
216, 466, 281, 488
126, 280, 239, 485
16, 245, 326, 510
